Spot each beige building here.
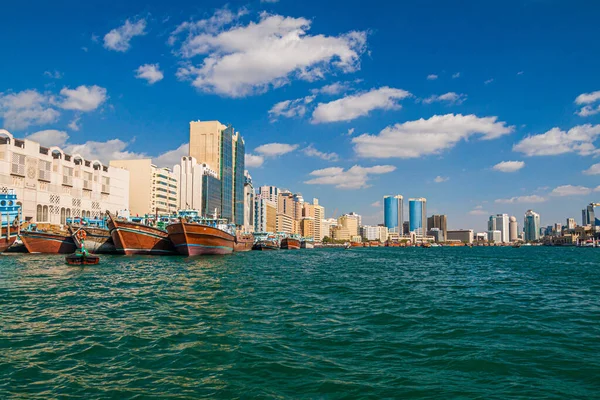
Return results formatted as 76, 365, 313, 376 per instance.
110, 159, 178, 216
338, 215, 359, 237
276, 213, 294, 234
301, 218, 315, 238
331, 226, 351, 241
0, 129, 129, 223
189, 120, 227, 177
172, 156, 217, 212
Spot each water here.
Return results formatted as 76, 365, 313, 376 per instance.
1, 247, 599, 399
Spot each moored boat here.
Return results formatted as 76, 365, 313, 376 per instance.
253, 239, 280, 250
66, 252, 100, 265
20, 226, 77, 254
301, 239, 314, 249
234, 232, 254, 252
281, 235, 301, 250
167, 219, 235, 256
68, 218, 116, 254
107, 212, 175, 255
0, 190, 21, 252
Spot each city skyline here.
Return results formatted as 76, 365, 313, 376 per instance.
1, 0, 600, 232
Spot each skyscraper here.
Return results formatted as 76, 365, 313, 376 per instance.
524, 209, 541, 242
258, 185, 280, 202
409, 198, 427, 235
494, 214, 509, 243
383, 195, 403, 232
567, 217, 576, 230
509, 216, 518, 242
189, 121, 245, 225
427, 214, 447, 240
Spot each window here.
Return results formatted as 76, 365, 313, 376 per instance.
63, 166, 73, 186
36, 205, 42, 221
11, 153, 25, 176
101, 176, 110, 193
38, 160, 52, 181
61, 208, 66, 224
42, 206, 48, 222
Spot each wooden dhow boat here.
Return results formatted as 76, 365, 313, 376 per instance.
166, 210, 235, 256
0, 190, 22, 252
68, 218, 116, 254
106, 212, 175, 255
280, 234, 301, 250
234, 232, 254, 252
20, 224, 77, 254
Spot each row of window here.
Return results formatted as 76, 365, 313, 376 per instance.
36, 205, 100, 224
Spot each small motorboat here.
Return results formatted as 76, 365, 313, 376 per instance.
66, 251, 100, 265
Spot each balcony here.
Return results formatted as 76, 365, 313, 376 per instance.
62, 175, 73, 186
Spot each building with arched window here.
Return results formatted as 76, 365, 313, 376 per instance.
0, 129, 129, 224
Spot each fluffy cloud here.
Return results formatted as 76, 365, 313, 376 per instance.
353, 114, 514, 158
583, 163, 600, 175
371, 201, 381, 207
484, 78, 494, 85
423, 92, 466, 105
152, 143, 189, 167
492, 160, 525, 173
452, 72, 460, 79
44, 70, 63, 79
311, 81, 353, 95
25, 130, 69, 147
255, 142, 298, 156
513, 124, 600, 156
58, 85, 108, 111
268, 95, 314, 120
469, 206, 488, 216
0, 90, 60, 130
427, 74, 438, 80
68, 116, 81, 131
311, 87, 410, 123
135, 64, 164, 84
169, 7, 248, 44
495, 195, 546, 204
245, 153, 264, 167
434, 176, 449, 183
575, 90, 600, 105
304, 165, 396, 189
577, 105, 600, 117
550, 185, 593, 197
303, 144, 339, 161
347, 128, 355, 136
173, 11, 367, 97
104, 19, 147, 52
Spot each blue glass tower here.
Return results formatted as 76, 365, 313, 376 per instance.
409, 198, 427, 235
383, 195, 403, 231
220, 126, 233, 222
234, 136, 245, 226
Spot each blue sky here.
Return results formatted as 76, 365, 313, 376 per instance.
1, 0, 599, 231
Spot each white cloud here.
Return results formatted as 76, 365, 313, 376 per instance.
152, 143, 189, 167
245, 153, 264, 167
0, 90, 60, 130
304, 164, 396, 189
261, 0, 279, 2
427, 74, 438, 80
469, 207, 488, 215
452, 72, 460, 79
25, 130, 69, 147
353, 114, 514, 159
173, 11, 367, 97
513, 124, 600, 156
495, 195, 546, 204
485, 78, 494, 85
255, 142, 298, 156
517, 71, 524, 75
135, 64, 164, 84
311, 87, 410, 123
575, 90, 600, 105
347, 128, 355, 136
311, 81, 352, 95
104, 19, 147, 52
58, 85, 108, 111
303, 144, 339, 161
169, 7, 249, 45
434, 176, 449, 183
577, 105, 600, 117
550, 185, 592, 197
583, 163, 600, 175
371, 201, 381, 207
423, 92, 466, 105
492, 160, 525, 173
64, 139, 144, 162
68, 116, 81, 131
268, 95, 314, 121
43, 70, 63, 79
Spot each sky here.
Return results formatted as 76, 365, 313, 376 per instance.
1, 0, 599, 232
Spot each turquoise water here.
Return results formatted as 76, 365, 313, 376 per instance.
1, 247, 599, 399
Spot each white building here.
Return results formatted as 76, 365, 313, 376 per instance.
0, 129, 129, 223
243, 171, 254, 232
361, 225, 389, 242
172, 156, 217, 212
489, 214, 509, 243
321, 218, 338, 239
488, 230, 502, 243
257, 185, 279, 202
524, 209, 541, 242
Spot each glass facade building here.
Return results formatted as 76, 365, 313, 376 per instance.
220, 126, 234, 222
409, 198, 427, 235
202, 175, 222, 217
234, 136, 245, 226
383, 195, 403, 231
524, 209, 541, 242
